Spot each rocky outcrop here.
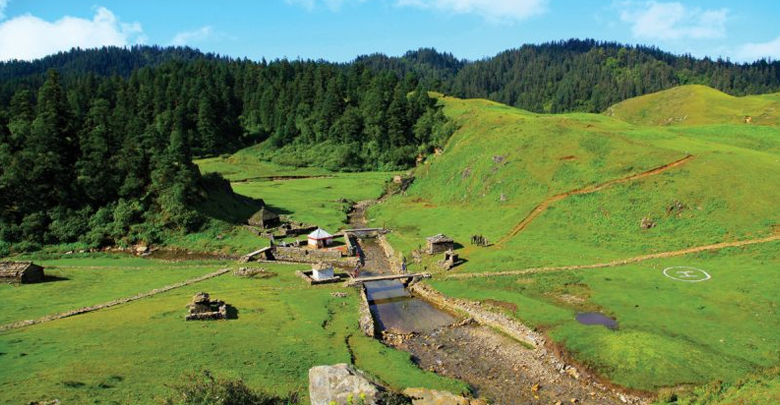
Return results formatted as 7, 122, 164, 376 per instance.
309, 364, 380, 405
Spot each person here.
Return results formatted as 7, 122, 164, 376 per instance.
401, 261, 407, 273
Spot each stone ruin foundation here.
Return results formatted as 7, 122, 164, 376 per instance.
185, 292, 228, 321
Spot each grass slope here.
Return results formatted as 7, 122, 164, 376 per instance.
606, 84, 780, 127
369, 90, 780, 396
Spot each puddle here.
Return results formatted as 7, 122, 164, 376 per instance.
575, 312, 618, 330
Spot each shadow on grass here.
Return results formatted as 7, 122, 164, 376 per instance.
225, 305, 239, 320
263, 203, 294, 216
39, 275, 70, 283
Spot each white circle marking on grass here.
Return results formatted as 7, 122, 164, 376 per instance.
663, 266, 711, 282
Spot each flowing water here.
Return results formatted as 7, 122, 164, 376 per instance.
357, 237, 455, 334
349, 201, 624, 404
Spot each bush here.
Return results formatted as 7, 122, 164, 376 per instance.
162, 370, 298, 405
0, 240, 10, 257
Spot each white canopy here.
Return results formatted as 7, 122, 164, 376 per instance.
308, 228, 333, 240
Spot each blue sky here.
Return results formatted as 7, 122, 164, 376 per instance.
1, 0, 779, 63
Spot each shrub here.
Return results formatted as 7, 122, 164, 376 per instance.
161, 370, 298, 405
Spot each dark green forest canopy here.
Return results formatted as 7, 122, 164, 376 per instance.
1, 39, 779, 251
0, 48, 450, 251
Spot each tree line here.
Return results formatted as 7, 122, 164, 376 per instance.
0, 49, 449, 251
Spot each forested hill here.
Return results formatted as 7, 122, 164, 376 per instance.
0, 48, 449, 251
358, 39, 780, 113
2, 40, 780, 252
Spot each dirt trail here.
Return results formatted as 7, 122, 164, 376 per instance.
0, 268, 231, 333
495, 155, 694, 245
448, 233, 780, 280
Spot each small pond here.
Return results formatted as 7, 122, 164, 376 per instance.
575, 312, 618, 330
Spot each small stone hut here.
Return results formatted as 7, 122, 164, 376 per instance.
0, 261, 44, 284
248, 207, 280, 229
311, 262, 335, 281
308, 228, 333, 249
426, 234, 454, 255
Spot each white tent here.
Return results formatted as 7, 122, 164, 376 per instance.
307, 228, 333, 248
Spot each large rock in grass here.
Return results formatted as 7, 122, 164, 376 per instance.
403, 388, 470, 405
309, 364, 380, 405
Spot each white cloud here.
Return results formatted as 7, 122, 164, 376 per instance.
396, 0, 547, 23
619, 1, 728, 40
738, 35, 780, 61
285, 0, 366, 12
0, 6, 144, 62
171, 26, 213, 46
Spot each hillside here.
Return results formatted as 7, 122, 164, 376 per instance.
606, 84, 780, 127
369, 91, 780, 399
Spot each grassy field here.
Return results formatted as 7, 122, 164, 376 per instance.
605, 84, 780, 127
5, 86, 779, 403
0, 156, 461, 404
0, 258, 465, 404
368, 88, 780, 398
431, 241, 780, 391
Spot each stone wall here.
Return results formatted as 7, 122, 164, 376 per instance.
273, 246, 344, 264
358, 285, 376, 338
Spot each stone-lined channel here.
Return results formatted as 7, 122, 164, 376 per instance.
348, 201, 629, 405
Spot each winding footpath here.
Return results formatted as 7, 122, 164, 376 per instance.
0, 268, 231, 333
447, 233, 780, 280
495, 155, 695, 245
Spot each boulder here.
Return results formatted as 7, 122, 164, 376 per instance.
402, 388, 470, 405
309, 364, 380, 405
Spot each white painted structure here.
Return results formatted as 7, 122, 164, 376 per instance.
311, 262, 335, 281
308, 228, 333, 249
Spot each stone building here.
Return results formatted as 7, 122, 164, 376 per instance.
311, 262, 335, 281
308, 228, 333, 249
0, 261, 44, 284
248, 207, 281, 229
425, 234, 454, 254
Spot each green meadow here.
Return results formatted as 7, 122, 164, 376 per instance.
4, 85, 780, 404
0, 158, 462, 404
368, 86, 780, 398
0, 259, 464, 404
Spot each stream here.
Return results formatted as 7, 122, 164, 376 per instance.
349, 201, 625, 405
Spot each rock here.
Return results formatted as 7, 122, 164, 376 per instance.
640, 217, 655, 229
309, 364, 380, 405
531, 383, 541, 392
402, 388, 470, 405
470, 399, 489, 405
570, 399, 579, 403
331, 291, 348, 298
134, 244, 149, 254
566, 366, 581, 380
